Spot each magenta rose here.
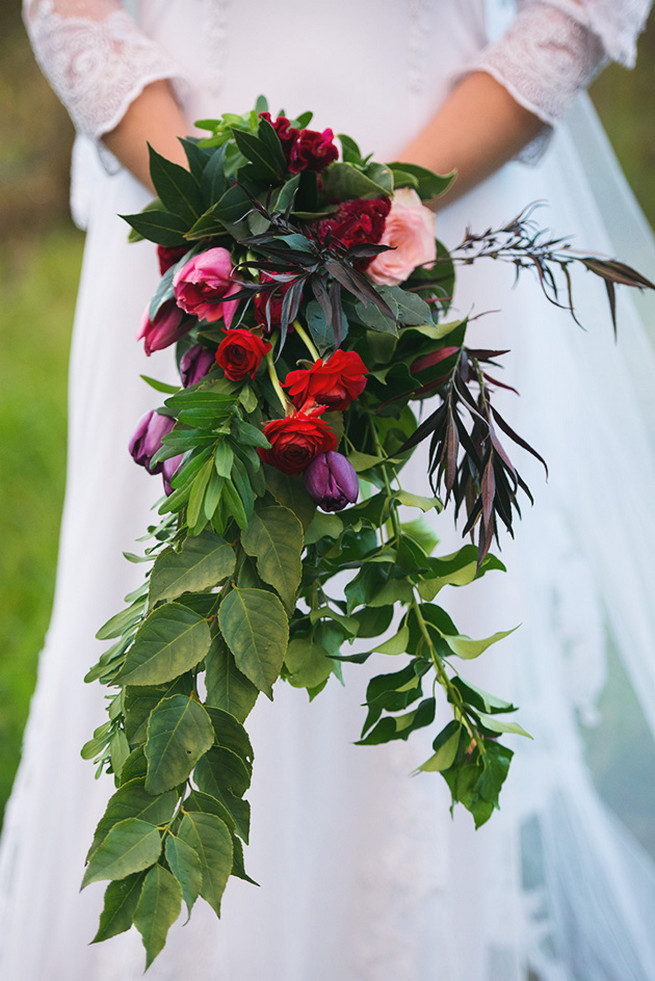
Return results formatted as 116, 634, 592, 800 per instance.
367, 188, 436, 286
173, 248, 239, 326
137, 299, 190, 356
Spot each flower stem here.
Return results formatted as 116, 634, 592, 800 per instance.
266, 348, 290, 414
293, 320, 321, 362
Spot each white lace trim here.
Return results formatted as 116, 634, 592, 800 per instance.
22, 0, 188, 143
475, 3, 607, 130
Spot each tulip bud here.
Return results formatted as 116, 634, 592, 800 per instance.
162, 453, 185, 495
303, 451, 359, 511
137, 299, 190, 356
128, 410, 175, 474
179, 344, 215, 387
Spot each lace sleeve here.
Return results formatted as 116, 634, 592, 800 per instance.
22, 0, 188, 142
473, 0, 651, 153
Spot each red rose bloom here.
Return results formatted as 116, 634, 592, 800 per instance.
284, 349, 368, 411
289, 128, 338, 174
259, 403, 338, 475
215, 329, 272, 382
316, 197, 391, 268
157, 244, 189, 275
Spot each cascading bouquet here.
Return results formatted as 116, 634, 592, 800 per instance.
81, 98, 651, 967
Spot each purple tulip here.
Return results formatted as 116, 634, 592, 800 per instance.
162, 453, 185, 495
303, 451, 359, 512
129, 410, 175, 474
179, 344, 215, 387
137, 299, 190, 356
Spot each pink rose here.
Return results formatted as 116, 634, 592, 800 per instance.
173, 248, 239, 327
366, 188, 436, 287
137, 299, 190, 356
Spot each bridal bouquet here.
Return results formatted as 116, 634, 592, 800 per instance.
81, 98, 649, 966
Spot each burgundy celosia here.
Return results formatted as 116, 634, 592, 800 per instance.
316, 197, 391, 267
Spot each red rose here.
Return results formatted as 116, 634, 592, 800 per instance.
259, 403, 338, 475
316, 197, 391, 268
284, 349, 368, 411
157, 244, 189, 275
289, 128, 338, 174
215, 328, 272, 382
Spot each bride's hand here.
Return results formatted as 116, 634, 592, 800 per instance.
102, 79, 191, 192
397, 71, 544, 210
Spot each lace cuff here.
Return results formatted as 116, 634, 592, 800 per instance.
474, 2, 608, 131
23, 0, 189, 162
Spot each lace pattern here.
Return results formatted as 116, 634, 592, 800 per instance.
22, 0, 188, 141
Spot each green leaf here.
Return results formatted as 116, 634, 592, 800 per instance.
124, 676, 194, 744
92, 872, 146, 943
386, 161, 455, 199
165, 834, 203, 914
193, 749, 251, 841
200, 143, 228, 203
417, 721, 462, 772
393, 490, 442, 512
475, 712, 532, 739
284, 639, 332, 689
184, 789, 236, 834
219, 587, 289, 698
303, 511, 343, 545
232, 127, 284, 180
373, 624, 409, 656
148, 144, 204, 223
115, 603, 211, 686
204, 706, 254, 769
264, 466, 316, 530
133, 863, 183, 969
148, 530, 235, 608
443, 626, 517, 660
321, 161, 391, 200
88, 781, 178, 861
205, 634, 259, 722
378, 285, 433, 325
82, 818, 162, 887
144, 695, 215, 795
120, 209, 188, 246
178, 812, 233, 916
241, 505, 303, 611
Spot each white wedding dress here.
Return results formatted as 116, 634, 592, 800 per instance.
3, 1, 655, 978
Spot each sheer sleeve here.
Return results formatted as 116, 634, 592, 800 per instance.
22, 0, 188, 143
473, 0, 651, 158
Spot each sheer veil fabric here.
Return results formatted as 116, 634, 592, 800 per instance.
2, 1, 655, 978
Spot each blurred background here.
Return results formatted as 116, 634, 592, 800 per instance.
1, 3, 654, 829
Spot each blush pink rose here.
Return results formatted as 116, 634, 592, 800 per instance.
173, 247, 239, 327
366, 188, 436, 287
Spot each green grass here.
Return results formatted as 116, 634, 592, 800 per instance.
0, 222, 83, 826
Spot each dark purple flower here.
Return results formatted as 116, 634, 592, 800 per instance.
138, 299, 190, 356
162, 453, 184, 495
303, 451, 359, 511
129, 410, 175, 474
179, 344, 215, 387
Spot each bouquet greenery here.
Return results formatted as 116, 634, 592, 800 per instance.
81, 97, 651, 967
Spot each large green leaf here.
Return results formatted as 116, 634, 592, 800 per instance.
124, 676, 194, 744
321, 161, 391, 200
148, 144, 204, 223
194, 749, 251, 842
82, 818, 162, 887
87, 780, 178, 861
218, 587, 288, 698
178, 812, 233, 917
115, 603, 211, 686
443, 626, 517, 660
120, 209, 188, 246
241, 505, 303, 611
165, 834, 203, 914
284, 639, 332, 689
148, 530, 235, 607
204, 706, 254, 769
133, 863, 183, 969
144, 695, 215, 795
205, 635, 259, 722
264, 466, 316, 530
92, 872, 146, 943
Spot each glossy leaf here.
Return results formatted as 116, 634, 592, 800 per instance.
134, 863, 183, 969
144, 695, 215, 795
116, 604, 211, 686
88, 780, 178, 861
219, 587, 289, 698
82, 818, 162, 887
92, 871, 146, 943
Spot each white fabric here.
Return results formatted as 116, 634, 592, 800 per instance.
3, 1, 655, 979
